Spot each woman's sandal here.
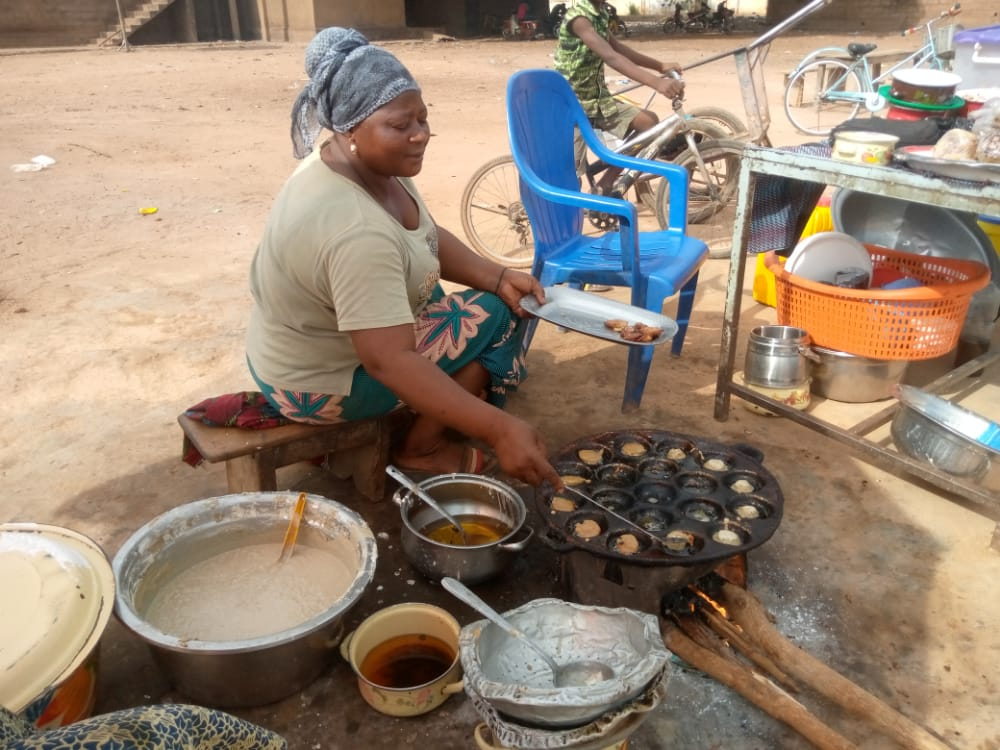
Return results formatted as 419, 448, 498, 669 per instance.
392, 444, 496, 477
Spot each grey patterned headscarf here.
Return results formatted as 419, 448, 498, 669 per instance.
290, 27, 420, 159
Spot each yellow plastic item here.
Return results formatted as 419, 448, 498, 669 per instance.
752, 194, 835, 308
978, 215, 1000, 259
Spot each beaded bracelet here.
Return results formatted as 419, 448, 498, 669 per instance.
493, 267, 508, 295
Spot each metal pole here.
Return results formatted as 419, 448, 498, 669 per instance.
113, 0, 132, 51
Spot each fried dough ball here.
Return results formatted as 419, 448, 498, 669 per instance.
573, 519, 602, 540
713, 528, 742, 546
730, 478, 755, 494
551, 496, 576, 512
620, 441, 647, 457
614, 533, 640, 555
577, 448, 604, 465
703, 458, 728, 471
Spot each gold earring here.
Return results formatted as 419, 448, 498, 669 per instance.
349, 141, 357, 154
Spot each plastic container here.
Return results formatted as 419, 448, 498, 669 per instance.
752, 197, 832, 308
763, 245, 991, 360
952, 25, 1000, 90
979, 215, 1000, 259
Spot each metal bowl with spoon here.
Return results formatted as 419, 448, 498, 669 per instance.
386, 465, 468, 545
441, 576, 614, 688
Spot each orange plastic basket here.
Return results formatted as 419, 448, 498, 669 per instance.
763, 245, 990, 360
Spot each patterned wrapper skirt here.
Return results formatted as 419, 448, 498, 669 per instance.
250, 286, 528, 424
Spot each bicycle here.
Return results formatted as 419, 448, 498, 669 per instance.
460, 92, 747, 268
783, 4, 962, 136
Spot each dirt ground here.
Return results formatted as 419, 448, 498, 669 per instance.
3, 25, 1000, 750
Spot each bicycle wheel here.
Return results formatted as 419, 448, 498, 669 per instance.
460, 155, 534, 269
686, 106, 749, 141
632, 117, 729, 213
783, 59, 863, 136
654, 138, 745, 227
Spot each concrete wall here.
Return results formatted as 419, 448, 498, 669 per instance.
1, 0, 997, 48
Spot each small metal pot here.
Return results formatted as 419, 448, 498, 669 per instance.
744, 325, 816, 388
810, 346, 909, 403
396, 473, 532, 585
339, 602, 464, 717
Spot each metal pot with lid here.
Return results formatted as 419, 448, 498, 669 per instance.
744, 325, 818, 388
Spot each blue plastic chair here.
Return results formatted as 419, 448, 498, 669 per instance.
506, 69, 709, 412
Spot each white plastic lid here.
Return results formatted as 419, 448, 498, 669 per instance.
0, 523, 115, 713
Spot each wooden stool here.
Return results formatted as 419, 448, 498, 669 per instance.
179, 411, 403, 501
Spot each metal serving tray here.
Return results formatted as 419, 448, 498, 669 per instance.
520, 286, 678, 347
894, 145, 1000, 184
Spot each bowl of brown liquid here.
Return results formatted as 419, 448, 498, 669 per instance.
339, 602, 463, 717
395, 474, 533, 585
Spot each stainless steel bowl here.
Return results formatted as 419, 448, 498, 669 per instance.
112, 492, 377, 708
458, 598, 669, 729
396, 474, 532, 585
890, 385, 1000, 481
810, 345, 909, 403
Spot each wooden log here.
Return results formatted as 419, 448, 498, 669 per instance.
720, 583, 956, 750
696, 605, 798, 691
662, 618, 859, 750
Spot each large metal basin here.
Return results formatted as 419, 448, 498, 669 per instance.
112, 492, 377, 708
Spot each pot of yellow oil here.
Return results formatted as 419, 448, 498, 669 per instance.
395, 473, 533, 585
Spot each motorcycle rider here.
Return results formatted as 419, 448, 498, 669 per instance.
554, 0, 683, 196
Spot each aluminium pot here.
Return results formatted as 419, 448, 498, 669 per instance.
112, 492, 377, 708
810, 345, 909, 403
744, 325, 816, 388
396, 473, 532, 585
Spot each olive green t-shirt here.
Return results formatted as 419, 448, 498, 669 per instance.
553, 0, 616, 121
246, 152, 440, 395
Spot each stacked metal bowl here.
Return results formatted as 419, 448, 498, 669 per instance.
457, 598, 669, 737
891, 384, 1000, 481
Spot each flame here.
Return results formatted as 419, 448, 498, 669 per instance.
693, 586, 730, 620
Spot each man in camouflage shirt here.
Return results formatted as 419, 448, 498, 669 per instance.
554, 0, 683, 192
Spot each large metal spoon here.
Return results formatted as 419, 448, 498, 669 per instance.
386, 465, 468, 545
441, 576, 615, 688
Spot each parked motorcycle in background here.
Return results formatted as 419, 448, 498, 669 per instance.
710, 0, 735, 33
542, 2, 567, 38
502, 2, 539, 39
663, 0, 733, 34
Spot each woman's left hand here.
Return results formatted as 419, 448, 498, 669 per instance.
494, 268, 545, 318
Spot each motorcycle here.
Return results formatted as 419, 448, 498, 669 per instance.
662, 1, 731, 34
709, 0, 735, 33
542, 2, 566, 38
502, 2, 538, 40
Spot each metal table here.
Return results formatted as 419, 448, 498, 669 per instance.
713, 145, 1000, 531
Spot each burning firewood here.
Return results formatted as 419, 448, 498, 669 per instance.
661, 579, 957, 750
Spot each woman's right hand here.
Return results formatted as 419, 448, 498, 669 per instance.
490, 415, 562, 489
